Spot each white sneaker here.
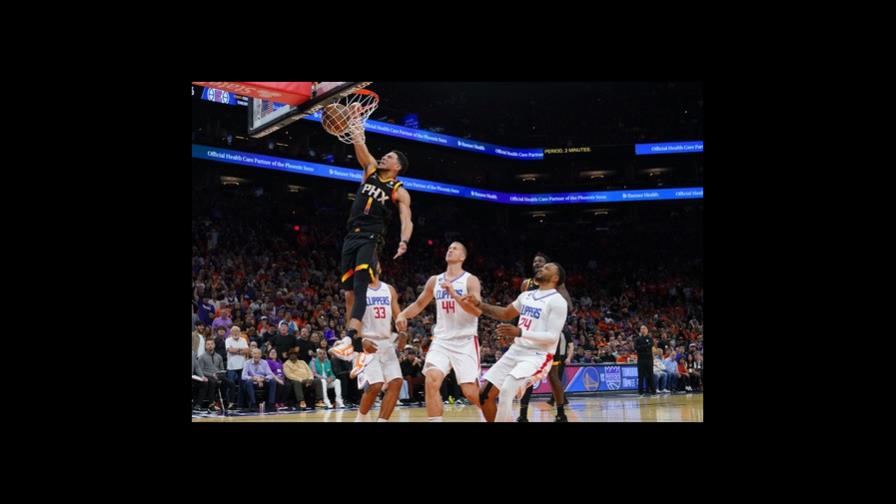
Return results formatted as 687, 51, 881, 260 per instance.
324, 402, 333, 409
686, 386, 692, 391
336, 400, 346, 409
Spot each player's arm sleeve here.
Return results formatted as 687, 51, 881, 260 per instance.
511, 293, 524, 313
519, 295, 568, 347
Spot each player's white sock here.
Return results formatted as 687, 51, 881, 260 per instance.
355, 412, 369, 422
377, 418, 388, 422
497, 376, 528, 422
427, 416, 443, 422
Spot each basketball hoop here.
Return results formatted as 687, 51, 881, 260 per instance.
320, 88, 380, 144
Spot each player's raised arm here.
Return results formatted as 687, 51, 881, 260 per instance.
395, 275, 436, 330
352, 138, 377, 177
393, 187, 413, 259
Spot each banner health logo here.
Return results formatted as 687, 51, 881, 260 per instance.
582, 367, 601, 391
604, 366, 622, 390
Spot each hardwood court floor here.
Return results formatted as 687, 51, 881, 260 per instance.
192, 392, 703, 422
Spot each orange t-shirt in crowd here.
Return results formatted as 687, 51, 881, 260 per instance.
616, 356, 628, 363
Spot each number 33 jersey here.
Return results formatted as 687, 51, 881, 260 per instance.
362, 281, 393, 340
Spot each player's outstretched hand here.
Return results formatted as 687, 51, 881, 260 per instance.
362, 339, 378, 354
393, 241, 408, 259
395, 315, 408, 332
348, 102, 362, 118
496, 323, 521, 339
460, 294, 481, 307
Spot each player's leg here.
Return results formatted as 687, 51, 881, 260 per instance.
358, 382, 383, 417
424, 368, 446, 419
480, 381, 500, 422
356, 353, 382, 416
348, 240, 377, 335
379, 378, 402, 421
340, 237, 360, 329
422, 344, 455, 420
517, 385, 533, 422
377, 349, 404, 421
449, 344, 482, 411
497, 375, 528, 422
500, 350, 548, 422
459, 382, 481, 407
549, 360, 568, 421
481, 352, 515, 422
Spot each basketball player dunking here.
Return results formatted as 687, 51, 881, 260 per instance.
517, 252, 574, 422
395, 242, 484, 422
463, 262, 569, 422
350, 263, 408, 422
341, 137, 412, 355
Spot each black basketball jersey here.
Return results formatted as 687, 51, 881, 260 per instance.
522, 277, 539, 292
346, 171, 404, 235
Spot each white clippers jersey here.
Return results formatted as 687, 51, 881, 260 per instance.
432, 271, 478, 341
510, 288, 568, 353
361, 281, 393, 340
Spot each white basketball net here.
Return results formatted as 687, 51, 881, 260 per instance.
321, 90, 380, 144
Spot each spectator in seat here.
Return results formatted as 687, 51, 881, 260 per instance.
311, 349, 345, 409
283, 350, 316, 410
241, 348, 279, 412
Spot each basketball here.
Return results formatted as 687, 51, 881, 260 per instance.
322, 103, 350, 135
